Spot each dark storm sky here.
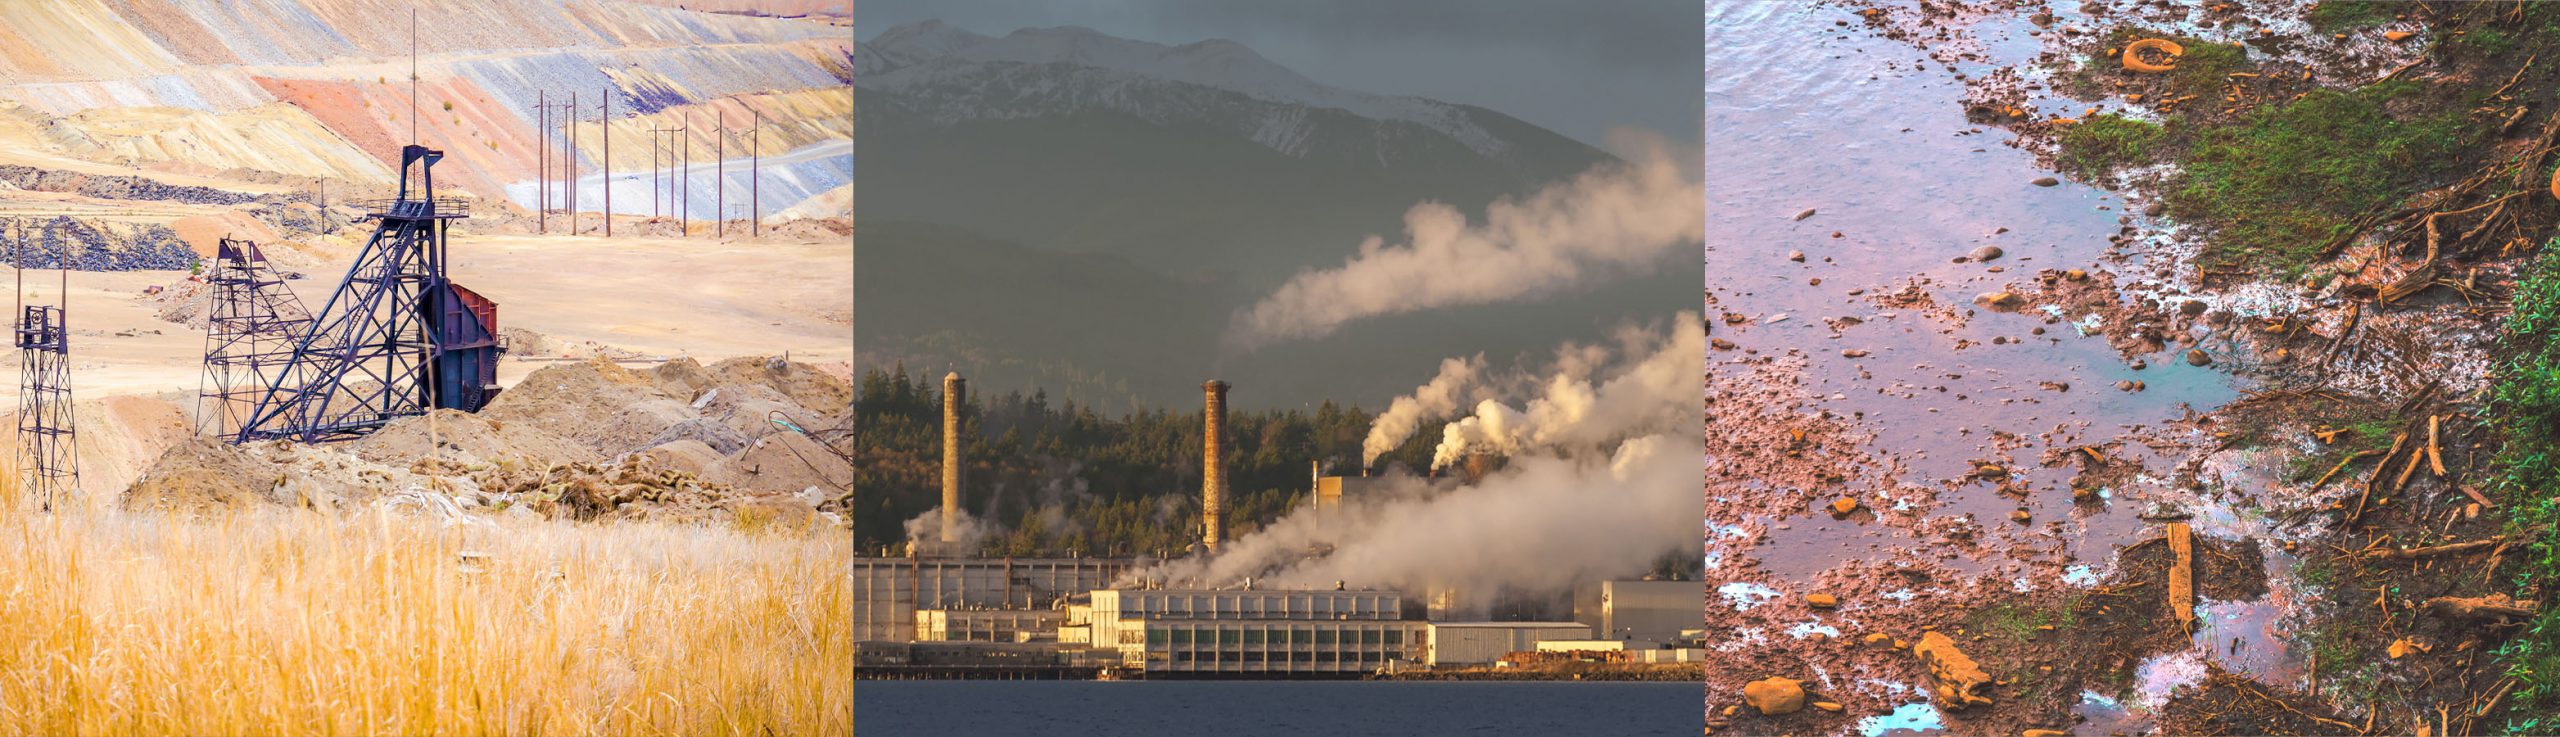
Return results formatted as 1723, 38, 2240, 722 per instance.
856, 0, 1702, 153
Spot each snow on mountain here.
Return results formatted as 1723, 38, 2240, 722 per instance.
857, 21, 1510, 160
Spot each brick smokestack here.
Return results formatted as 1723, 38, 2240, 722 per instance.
1202, 379, 1230, 554
941, 371, 965, 543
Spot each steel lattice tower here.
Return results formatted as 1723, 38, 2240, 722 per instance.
12, 220, 75, 510
196, 238, 312, 437
233, 145, 503, 444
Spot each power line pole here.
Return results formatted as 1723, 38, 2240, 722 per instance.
601, 88, 611, 238
715, 112, 724, 239
536, 89, 546, 234
751, 108, 761, 237
567, 90, 578, 235
681, 110, 691, 237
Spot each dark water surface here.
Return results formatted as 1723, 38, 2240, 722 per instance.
855, 680, 1703, 736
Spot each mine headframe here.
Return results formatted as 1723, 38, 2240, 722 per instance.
12, 219, 76, 510
232, 145, 505, 444
197, 238, 314, 438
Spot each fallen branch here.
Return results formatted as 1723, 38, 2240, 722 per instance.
2358, 536, 2508, 562
2424, 593, 2540, 621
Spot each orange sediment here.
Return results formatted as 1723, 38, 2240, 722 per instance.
2123, 38, 2184, 74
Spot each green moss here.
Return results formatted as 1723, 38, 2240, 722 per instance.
2058, 114, 2166, 179
2170, 40, 2249, 98
2165, 82, 2478, 277
2488, 245, 2560, 733
1968, 598, 2081, 643
2455, 28, 2516, 57
2307, 1, 2396, 33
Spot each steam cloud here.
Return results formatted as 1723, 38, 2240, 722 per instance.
1360, 355, 1489, 466
1226, 145, 1704, 352
903, 507, 993, 556
1133, 314, 1703, 616
1431, 313, 1703, 470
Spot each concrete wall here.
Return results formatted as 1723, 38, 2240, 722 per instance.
1425, 622, 1591, 666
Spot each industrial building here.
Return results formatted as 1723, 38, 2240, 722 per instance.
915, 609, 1066, 643
1574, 579, 1702, 643
1070, 588, 1425, 677
1423, 622, 1592, 666
852, 556, 1133, 642
851, 375, 1704, 680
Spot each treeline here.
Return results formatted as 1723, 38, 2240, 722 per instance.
850, 365, 1446, 556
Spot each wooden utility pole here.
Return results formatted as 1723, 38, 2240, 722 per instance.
602, 89, 611, 238
567, 90, 578, 235
751, 108, 760, 237
536, 90, 546, 234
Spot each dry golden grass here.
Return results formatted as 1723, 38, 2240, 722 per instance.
0, 481, 851, 737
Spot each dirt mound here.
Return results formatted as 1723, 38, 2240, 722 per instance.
636, 439, 722, 476
348, 409, 591, 468
471, 454, 810, 525
703, 355, 852, 414
703, 430, 850, 498
480, 358, 692, 455
122, 437, 279, 511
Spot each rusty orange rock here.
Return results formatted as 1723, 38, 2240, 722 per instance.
2122, 38, 2183, 73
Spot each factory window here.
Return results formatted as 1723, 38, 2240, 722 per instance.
1147, 629, 1166, 646
1316, 629, 1336, 645
1244, 628, 1264, 645
1315, 652, 1336, 664
1172, 628, 1191, 646
1362, 629, 1381, 645
1244, 651, 1264, 664
1291, 629, 1311, 645
1219, 629, 1238, 646
1383, 629, 1401, 646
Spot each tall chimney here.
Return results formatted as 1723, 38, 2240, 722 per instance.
1202, 379, 1230, 554
941, 372, 965, 543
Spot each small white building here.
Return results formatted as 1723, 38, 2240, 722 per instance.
1425, 622, 1592, 666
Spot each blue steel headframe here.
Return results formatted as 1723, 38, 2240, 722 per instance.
231, 145, 502, 444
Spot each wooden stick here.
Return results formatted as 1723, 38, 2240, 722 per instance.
2359, 536, 2508, 562
2427, 415, 2448, 477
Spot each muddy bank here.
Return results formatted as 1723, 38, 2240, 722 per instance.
1712, 0, 2559, 734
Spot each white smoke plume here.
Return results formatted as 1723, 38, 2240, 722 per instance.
1432, 312, 1703, 470
903, 507, 995, 557
1128, 314, 1704, 616
1131, 433, 1699, 615
1226, 142, 1704, 352
1359, 354, 1489, 466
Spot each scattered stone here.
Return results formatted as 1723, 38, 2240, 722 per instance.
1976, 292, 2023, 309
2064, 269, 2088, 282
1794, 208, 1818, 221
1969, 245, 2005, 262
2143, 202, 2165, 217
1812, 702, 1844, 713
2031, 177, 2059, 187
1745, 677, 1807, 715
1831, 497, 1860, 515
1789, 250, 1806, 262
2384, 30, 2416, 42
1914, 632, 1994, 709
1807, 593, 1840, 608
2185, 348, 2211, 367
1842, 349, 1870, 358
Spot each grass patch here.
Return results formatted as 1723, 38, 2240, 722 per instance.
2058, 114, 2166, 179
2455, 28, 2516, 58
2488, 244, 2560, 733
2165, 82, 2477, 277
2307, 1, 2397, 34
1968, 597, 2081, 642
